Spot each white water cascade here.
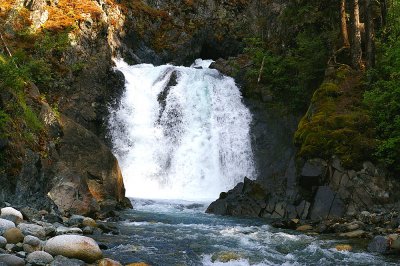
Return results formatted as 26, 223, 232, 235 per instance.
109, 59, 255, 200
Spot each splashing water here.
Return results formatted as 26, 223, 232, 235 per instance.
109, 59, 255, 200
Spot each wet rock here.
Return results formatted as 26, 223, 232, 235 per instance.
336, 244, 352, 251
3, 228, 24, 244
368, 236, 389, 254
0, 218, 16, 234
50, 255, 86, 266
18, 223, 46, 239
296, 225, 313, 231
56, 226, 83, 235
82, 217, 96, 228
206, 178, 267, 218
82, 226, 94, 235
26, 251, 54, 265
390, 236, 400, 251
0, 254, 25, 266
211, 251, 242, 263
339, 230, 366, 238
68, 215, 85, 227
98, 258, 123, 266
44, 235, 102, 263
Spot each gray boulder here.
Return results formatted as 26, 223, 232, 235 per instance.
27, 251, 54, 265
0, 254, 25, 266
0, 218, 15, 235
368, 236, 389, 254
18, 223, 46, 239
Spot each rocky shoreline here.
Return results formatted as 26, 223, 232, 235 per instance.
0, 205, 147, 266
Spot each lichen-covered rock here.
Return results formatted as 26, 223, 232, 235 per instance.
44, 235, 102, 263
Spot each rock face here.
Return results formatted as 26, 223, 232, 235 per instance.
49, 116, 127, 215
44, 235, 102, 263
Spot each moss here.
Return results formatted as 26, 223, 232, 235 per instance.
294, 68, 376, 168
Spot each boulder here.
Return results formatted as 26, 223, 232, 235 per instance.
98, 258, 123, 266
50, 255, 86, 266
18, 223, 46, 239
0, 207, 23, 221
26, 251, 54, 265
56, 226, 83, 235
296, 225, 313, 231
47, 115, 129, 216
82, 217, 96, 228
3, 228, 24, 244
368, 236, 389, 254
68, 215, 85, 226
339, 230, 366, 238
211, 251, 242, 263
206, 178, 267, 218
44, 235, 102, 263
335, 244, 352, 251
0, 218, 15, 235
0, 254, 25, 266
23, 235, 42, 253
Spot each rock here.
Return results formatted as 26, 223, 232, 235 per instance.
296, 225, 313, 231
98, 258, 123, 266
126, 263, 150, 266
15, 251, 26, 259
82, 217, 96, 228
0, 236, 6, 249
23, 235, 42, 253
56, 226, 83, 235
1, 207, 23, 221
336, 244, 352, 251
50, 255, 86, 266
0, 218, 15, 234
339, 230, 366, 238
26, 251, 54, 265
3, 228, 24, 244
390, 236, 400, 251
301, 159, 326, 177
18, 223, 46, 239
368, 236, 389, 254
82, 226, 94, 235
0, 254, 25, 266
44, 235, 102, 263
68, 215, 85, 226
211, 251, 242, 263
310, 186, 345, 220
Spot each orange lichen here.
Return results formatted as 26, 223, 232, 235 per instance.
43, 0, 102, 31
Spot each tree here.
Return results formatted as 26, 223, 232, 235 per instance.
341, 0, 350, 47
350, 0, 363, 69
364, 0, 376, 68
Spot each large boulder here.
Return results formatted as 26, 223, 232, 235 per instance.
3, 228, 24, 244
368, 236, 389, 254
0, 254, 25, 266
0, 207, 23, 222
44, 235, 102, 263
206, 177, 268, 217
26, 251, 54, 265
47, 116, 129, 217
18, 223, 46, 239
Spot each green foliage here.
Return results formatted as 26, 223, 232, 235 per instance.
364, 2, 400, 173
34, 31, 70, 57
244, 30, 328, 110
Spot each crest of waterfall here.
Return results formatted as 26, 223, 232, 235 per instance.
109, 59, 255, 200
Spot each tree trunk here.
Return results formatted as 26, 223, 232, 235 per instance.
365, 0, 376, 68
341, 0, 350, 47
350, 0, 363, 70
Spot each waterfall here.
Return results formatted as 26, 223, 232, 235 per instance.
108, 59, 255, 200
